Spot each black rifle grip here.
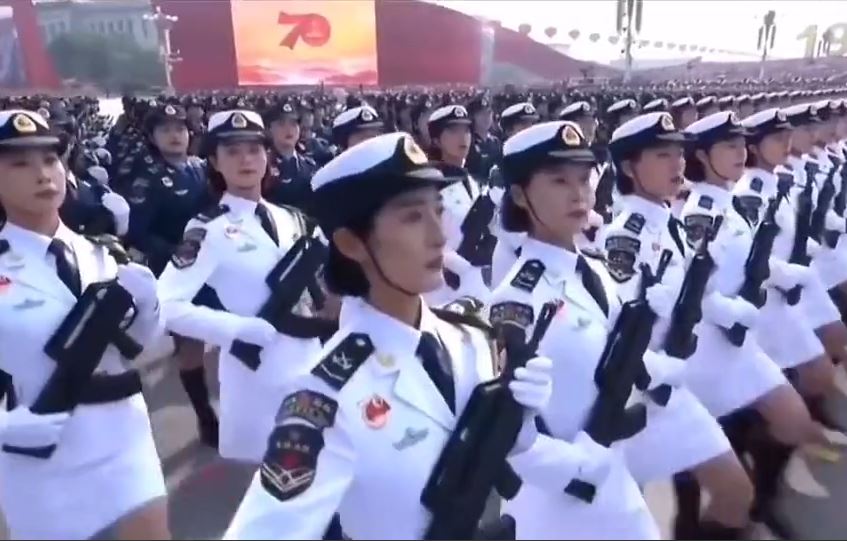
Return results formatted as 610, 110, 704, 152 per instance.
231, 339, 262, 371
726, 322, 747, 347
564, 478, 596, 503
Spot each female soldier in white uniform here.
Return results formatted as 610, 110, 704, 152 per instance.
679, 111, 847, 535
488, 121, 665, 539
0, 110, 167, 539
734, 107, 847, 533
158, 110, 325, 464
602, 112, 752, 539
225, 132, 565, 539
424, 104, 491, 305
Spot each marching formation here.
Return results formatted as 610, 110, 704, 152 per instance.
0, 84, 844, 540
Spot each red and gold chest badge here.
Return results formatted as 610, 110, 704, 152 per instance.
362, 394, 391, 429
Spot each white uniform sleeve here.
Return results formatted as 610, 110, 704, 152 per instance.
158, 220, 248, 347
225, 382, 357, 540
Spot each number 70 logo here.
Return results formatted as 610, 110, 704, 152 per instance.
278, 11, 331, 49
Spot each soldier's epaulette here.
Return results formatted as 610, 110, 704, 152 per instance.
85, 234, 130, 264
311, 332, 374, 391
510, 259, 545, 293
623, 213, 646, 234
0, 239, 9, 255
195, 204, 230, 223
433, 296, 493, 338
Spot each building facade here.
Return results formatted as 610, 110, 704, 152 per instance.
35, 0, 157, 50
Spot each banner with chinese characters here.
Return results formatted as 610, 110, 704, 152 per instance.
230, 0, 378, 85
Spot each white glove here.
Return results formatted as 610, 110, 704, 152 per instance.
573, 431, 615, 487
826, 210, 847, 233
235, 317, 277, 347
101, 192, 130, 236
117, 263, 158, 312
767, 258, 812, 290
645, 282, 676, 319
0, 407, 69, 449
509, 356, 553, 412
642, 350, 687, 388
807, 238, 822, 258
702, 291, 759, 329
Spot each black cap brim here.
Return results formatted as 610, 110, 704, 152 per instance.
216, 131, 266, 142
352, 121, 384, 131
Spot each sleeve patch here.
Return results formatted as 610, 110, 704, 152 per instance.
277, 390, 338, 429
623, 213, 646, 234
311, 333, 374, 391
683, 214, 714, 247
171, 228, 206, 269
260, 424, 323, 502
605, 235, 640, 283
510, 259, 545, 292
489, 301, 534, 329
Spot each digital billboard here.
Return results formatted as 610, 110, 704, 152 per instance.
230, 0, 378, 86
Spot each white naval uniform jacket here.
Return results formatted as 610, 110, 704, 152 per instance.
677, 182, 786, 418
733, 169, 828, 367
226, 299, 500, 539
0, 221, 164, 540
158, 192, 323, 462
602, 195, 731, 483
426, 171, 491, 306
487, 238, 660, 540
779, 155, 844, 328
226, 296, 597, 540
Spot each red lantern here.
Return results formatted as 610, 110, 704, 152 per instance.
518, 23, 531, 35
544, 26, 557, 38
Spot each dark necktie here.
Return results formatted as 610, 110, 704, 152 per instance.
255, 203, 279, 246
577, 255, 608, 316
416, 332, 456, 413
48, 239, 81, 298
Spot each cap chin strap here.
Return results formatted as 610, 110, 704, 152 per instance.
364, 242, 418, 298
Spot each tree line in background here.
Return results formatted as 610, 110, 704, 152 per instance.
47, 32, 165, 93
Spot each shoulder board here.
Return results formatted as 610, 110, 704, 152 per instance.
85, 234, 130, 264
196, 204, 230, 223
750, 177, 763, 193
623, 213, 645, 234
0, 239, 8, 255
433, 296, 493, 337
510, 259, 545, 292
697, 195, 714, 210
311, 332, 374, 391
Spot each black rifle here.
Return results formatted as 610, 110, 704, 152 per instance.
786, 164, 816, 305
421, 302, 558, 540
563, 250, 674, 503
3, 280, 142, 459
457, 192, 497, 268
664, 216, 723, 359
810, 163, 838, 245
726, 182, 790, 346
833, 155, 846, 217
230, 233, 332, 371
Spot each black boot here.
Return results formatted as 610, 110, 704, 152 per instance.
673, 471, 701, 540
748, 436, 793, 538
179, 366, 219, 448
